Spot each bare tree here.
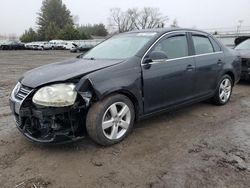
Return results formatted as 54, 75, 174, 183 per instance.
136, 7, 167, 29
108, 8, 125, 33
170, 19, 179, 28
108, 7, 168, 33
125, 8, 139, 31
108, 8, 138, 33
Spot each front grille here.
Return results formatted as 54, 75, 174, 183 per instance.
15, 85, 33, 101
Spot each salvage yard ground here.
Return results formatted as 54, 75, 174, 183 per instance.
0, 51, 250, 188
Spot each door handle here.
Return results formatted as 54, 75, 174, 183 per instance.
186, 64, 195, 71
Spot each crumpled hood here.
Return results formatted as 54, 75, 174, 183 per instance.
20, 58, 124, 88
236, 49, 250, 59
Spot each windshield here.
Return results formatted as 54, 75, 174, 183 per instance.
83, 32, 156, 59
235, 39, 250, 50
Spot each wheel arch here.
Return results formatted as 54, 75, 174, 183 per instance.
223, 71, 235, 85
76, 78, 141, 120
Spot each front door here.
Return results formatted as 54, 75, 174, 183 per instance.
142, 33, 196, 114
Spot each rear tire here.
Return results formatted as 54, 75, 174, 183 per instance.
86, 94, 135, 146
211, 75, 233, 105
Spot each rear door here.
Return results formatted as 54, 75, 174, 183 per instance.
142, 32, 196, 113
190, 33, 224, 96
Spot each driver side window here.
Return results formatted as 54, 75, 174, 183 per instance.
150, 35, 189, 60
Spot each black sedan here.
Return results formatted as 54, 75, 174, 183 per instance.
9, 28, 241, 145
235, 39, 250, 81
1, 40, 25, 50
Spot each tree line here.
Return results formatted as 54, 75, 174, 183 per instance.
20, 0, 175, 42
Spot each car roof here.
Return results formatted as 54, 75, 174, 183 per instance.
126, 27, 210, 35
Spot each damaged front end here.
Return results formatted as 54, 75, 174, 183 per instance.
241, 58, 250, 80
9, 82, 92, 144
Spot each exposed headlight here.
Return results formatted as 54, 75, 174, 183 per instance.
32, 83, 77, 107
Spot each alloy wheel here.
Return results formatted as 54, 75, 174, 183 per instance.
102, 102, 131, 140
219, 78, 232, 103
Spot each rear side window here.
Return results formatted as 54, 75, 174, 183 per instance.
192, 35, 214, 55
209, 36, 221, 52
151, 35, 188, 60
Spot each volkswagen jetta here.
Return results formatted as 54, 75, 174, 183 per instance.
9, 28, 241, 145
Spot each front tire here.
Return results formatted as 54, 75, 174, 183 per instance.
86, 94, 135, 146
211, 75, 233, 105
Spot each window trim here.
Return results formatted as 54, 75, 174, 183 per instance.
208, 36, 222, 52
147, 51, 223, 65
141, 31, 224, 66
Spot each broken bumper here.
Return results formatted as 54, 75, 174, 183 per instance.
9, 86, 86, 144
241, 59, 250, 80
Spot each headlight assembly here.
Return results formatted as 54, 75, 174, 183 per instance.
32, 83, 77, 107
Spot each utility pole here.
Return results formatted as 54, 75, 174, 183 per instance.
237, 20, 244, 37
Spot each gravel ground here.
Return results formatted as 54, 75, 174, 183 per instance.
0, 50, 250, 188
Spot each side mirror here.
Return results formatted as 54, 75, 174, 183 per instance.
143, 58, 153, 64
148, 51, 168, 60
142, 58, 153, 69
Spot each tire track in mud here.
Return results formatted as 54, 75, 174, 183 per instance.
149, 116, 250, 188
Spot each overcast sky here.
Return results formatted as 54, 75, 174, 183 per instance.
1, 0, 250, 36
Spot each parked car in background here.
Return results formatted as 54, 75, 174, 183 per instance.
49, 40, 66, 50
71, 40, 104, 53
63, 41, 77, 50
0, 40, 6, 46
235, 39, 250, 81
25, 41, 52, 50
70, 43, 93, 53
235, 36, 250, 46
25, 42, 36, 50
1, 40, 25, 50
9, 28, 241, 145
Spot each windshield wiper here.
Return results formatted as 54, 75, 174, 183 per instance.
76, 54, 84, 59
76, 54, 95, 60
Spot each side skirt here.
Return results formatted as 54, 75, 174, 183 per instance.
138, 93, 214, 121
